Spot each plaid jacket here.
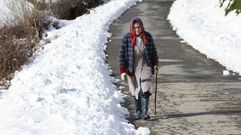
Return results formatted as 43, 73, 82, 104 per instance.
119, 31, 158, 76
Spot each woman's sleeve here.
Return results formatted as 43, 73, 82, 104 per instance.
150, 35, 159, 66
119, 36, 127, 74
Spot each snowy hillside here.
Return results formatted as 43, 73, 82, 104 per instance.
168, 0, 241, 75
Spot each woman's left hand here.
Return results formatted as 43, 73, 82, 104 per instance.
154, 65, 159, 74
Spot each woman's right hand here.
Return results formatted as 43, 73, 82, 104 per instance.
121, 73, 127, 81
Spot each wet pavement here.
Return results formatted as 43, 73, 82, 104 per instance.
107, 0, 241, 134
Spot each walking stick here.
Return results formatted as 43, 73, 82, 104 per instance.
154, 67, 158, 115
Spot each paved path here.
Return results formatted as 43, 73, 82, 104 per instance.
107, 0, 241, 134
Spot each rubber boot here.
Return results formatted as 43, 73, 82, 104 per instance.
134, 97, 142, 119
141, 96, 150, 120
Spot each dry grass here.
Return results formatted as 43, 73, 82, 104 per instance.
0, 0, 48, 88
26, 0, 103, 19
51, 0, 103, 19
0, 25, 41, 88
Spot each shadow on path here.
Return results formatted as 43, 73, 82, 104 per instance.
148, 110, 241, 121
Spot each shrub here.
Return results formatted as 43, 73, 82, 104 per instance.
0, 0, 48, 88
220, 0, 241, 15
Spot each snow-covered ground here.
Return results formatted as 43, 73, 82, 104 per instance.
168, 0, 241, 75
0, 0, 9, 24
0, 0, 21, 26
0, 0, 34, 26
0, 0, 148, 134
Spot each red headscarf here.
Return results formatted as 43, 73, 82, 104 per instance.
129, 16, 148, 46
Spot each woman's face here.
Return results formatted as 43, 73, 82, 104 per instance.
133, 22, 142, 36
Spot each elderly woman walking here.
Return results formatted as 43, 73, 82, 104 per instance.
119, 17, 159, 120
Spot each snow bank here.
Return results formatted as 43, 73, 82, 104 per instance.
168, 0, 241, 74
0, 0, 140, 134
